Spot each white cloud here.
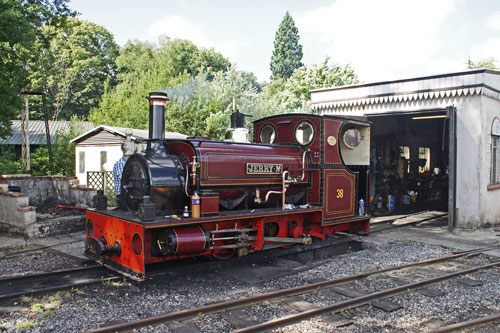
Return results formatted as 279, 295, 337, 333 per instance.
471, 38, 500, 59
486, 11, 500, 31
295, 0, 456, 82
148, 15, 235, 58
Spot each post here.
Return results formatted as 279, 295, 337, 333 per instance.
21, 95, 30, 172
447, 105, 457, 232
42, 94, 54, 175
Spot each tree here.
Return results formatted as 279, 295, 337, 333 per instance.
466, 57, 498, 70
270, 12, 303, 80
30, 115, 88, 175
29, 17, 119, 120
164, 68, 261, 139
0, 0, 74, 138
281, 58, 358, 110
89, 38, 232, 129
257, 58, 359, 115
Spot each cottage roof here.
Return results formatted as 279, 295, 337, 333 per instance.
70, 125, 187, 144
311, 69, 500, 111
0, 120, 94, 145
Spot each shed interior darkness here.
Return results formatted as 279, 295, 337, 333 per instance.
367, 111, 449, 215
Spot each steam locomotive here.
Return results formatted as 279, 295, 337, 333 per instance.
85, 91, 371, 280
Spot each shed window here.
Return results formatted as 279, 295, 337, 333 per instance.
491, 118, 500, 184
79, 151, 85, 173
418, 147, 431, 174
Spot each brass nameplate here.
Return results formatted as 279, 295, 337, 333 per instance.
246, 163, 283, 174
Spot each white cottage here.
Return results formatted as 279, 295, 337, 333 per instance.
71, 126, 186, 189
310, 69, 500, 229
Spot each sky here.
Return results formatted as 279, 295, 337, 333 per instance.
68, 0, 500, 83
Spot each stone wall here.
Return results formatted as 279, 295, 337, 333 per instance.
4, 175, 96, 208
0, 191, 36, 234
0, 175, 96, 237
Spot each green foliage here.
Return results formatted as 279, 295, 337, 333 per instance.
15, 321, 36, 331
0, 0, 74, 139
254, 58, 359, 116
164, 68, 261, 140
0, 145, 22, 175
30, 116, 88, 176
29, 17, 119, 120
89, 39, 232, 130
270, 12, 303, 80
466, 57, 498, 70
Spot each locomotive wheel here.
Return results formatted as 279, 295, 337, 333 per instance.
212, 248, 236, 260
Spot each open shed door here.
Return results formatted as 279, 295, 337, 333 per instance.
447, 106, 457, 231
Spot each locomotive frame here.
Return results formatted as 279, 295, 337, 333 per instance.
85, 91, 371, 280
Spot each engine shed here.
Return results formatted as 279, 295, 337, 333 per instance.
311, 69, 500, 230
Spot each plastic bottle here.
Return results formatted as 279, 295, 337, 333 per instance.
359, 198, 365, 216
183, 206, 189, 218
191, 191, 201, 218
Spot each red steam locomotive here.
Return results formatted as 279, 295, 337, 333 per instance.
85, 91, 371, 280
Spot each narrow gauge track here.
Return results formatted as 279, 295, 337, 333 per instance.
0, 265, 119, 302
428, 313, 500, 332
0, 234, 359, 305
89, 245, 500, 333
368, 211, 448, 234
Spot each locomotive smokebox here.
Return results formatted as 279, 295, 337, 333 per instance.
146, 91, 170, 140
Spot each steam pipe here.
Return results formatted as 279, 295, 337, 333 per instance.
263, 171, 290, 210
300, 149, 309, 181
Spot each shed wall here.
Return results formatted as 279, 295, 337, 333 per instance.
481, 95, 500, 225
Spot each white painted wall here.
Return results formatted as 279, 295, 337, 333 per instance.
454, 95, 483, 227
480, 96, 500, 225
75, 145, 122, 185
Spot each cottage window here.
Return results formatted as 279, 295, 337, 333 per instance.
491, 118, 500, 185
79, 151, 85, 173
100, 151, 107, 172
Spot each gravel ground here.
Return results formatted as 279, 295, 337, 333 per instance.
0, 238, 499, 332
0, 248, 81, 278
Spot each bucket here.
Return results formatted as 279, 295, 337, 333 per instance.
402, 195, 410, 205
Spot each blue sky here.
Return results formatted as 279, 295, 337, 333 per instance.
69, 0, 500, 83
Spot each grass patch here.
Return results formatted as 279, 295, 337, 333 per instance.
15, 321, 36, 331
40, 310, 55, 318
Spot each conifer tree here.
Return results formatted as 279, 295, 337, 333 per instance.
270, 12, 303, 80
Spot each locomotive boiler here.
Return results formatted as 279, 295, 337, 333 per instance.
85, 91, 371, 280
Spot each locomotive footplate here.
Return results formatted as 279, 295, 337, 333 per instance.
88, 205, 324, 228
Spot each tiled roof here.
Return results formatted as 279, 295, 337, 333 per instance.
0, 120, 94, 145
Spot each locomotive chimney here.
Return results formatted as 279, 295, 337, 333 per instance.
146, 91, 170, 140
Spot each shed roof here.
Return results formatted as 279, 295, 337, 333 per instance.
71, 125, 187, 144
0, 120, 94, 145
311, 69, 500, 111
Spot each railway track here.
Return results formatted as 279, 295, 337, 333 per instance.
0, 234, 359, 307
0, 265, 119, 302
368, 211, 448, 233
88, 244, 500, 332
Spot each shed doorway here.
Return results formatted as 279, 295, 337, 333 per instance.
366, 108, 451, 217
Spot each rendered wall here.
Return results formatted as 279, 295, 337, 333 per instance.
75, 145, 122, 185
480, 95, 500, 225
